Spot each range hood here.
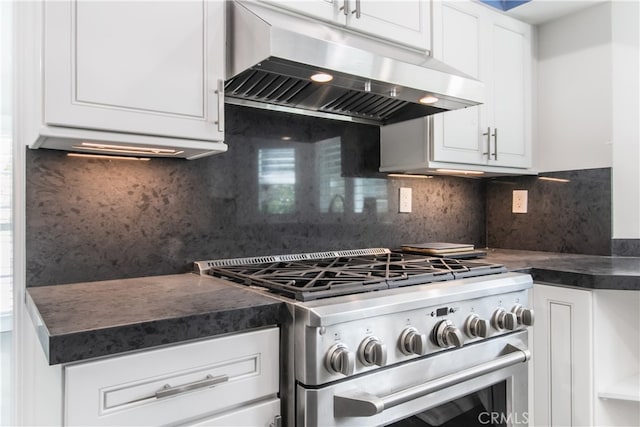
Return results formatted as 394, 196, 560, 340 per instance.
226, 1, 485, 126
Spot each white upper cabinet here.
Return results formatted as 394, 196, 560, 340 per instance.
258, 0, 431, 51
19, 0, 227, 159
431, 0, 533, 169
346, 1, 429, 50
258, 0, 340, 22
488, 12, 532, 168
431, 1, 485, 166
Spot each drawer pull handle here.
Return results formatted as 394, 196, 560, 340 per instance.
155, 374, 229, 399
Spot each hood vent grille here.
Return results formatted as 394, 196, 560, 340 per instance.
324, 91, 407, 120
225, 68, 438, 124
226, 70, 311, 104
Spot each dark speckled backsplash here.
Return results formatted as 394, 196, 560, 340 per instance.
26, 106, 614, 286
487, 168, 611, 255
26, 105, 487, 286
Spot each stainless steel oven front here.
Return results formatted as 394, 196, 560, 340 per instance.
297, 330, 530, 427
195, 250, 534, 427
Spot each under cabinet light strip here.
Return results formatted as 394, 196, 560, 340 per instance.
67, 153, 151, 161
538, 176, 570, 183
387, 174, 433, 179
435, 169, 485, 175
75, 142, 184, 156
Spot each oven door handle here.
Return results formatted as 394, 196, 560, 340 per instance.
333, 344, 530, 417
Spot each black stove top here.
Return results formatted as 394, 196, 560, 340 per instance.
207, 252, 507, 301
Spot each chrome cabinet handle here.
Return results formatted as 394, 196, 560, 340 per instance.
340, 0, 349, 15
482, 127, 491, 158
269, 415, 282, 427
492, 128, 498, 160
215, 79, 224, 133
333, 345, 530, 417
155, 374, 229, 399
352, 0, 361, 18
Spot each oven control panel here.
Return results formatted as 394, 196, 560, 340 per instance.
297, 285, 534, 385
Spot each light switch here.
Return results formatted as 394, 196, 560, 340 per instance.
399, 187, 412, 213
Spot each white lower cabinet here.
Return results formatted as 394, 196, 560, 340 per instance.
533, 283, 593, 426
533, 285, 640, 427
185, 399, 281, 427
64, 327, 280, 426
593, 290, 640, 427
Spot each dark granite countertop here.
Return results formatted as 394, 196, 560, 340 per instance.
483, 249, 640, 290
26, 250, 639, 366
26, 273, 287, 365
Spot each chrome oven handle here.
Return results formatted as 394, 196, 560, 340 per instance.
333, 344, 530, 417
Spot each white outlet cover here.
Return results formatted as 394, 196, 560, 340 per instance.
399, 187, 412, 213
512, 190, 528, 214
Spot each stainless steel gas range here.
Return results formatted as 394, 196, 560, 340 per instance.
195, 248, 534, 427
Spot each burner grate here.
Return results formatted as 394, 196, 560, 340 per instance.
200, 250, 506, 301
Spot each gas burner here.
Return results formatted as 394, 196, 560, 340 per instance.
202, 250, 506, 301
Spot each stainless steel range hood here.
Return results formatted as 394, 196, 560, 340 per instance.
226, 1, 484, 126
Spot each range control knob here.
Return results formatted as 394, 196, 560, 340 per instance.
492, 308, 517, 331
325, 343, 356, 376
464, 314, 490, 338
512, 304, 535, 326
433, 320, 464, 349
358, 336, 387, 367
399, 327, 428, 356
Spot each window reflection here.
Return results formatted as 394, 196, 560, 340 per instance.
316, 137, 388, 215
316, 138, 345, 213
258, 148, 296, 214
254, 133, 388, 218
354, 178, 388, 214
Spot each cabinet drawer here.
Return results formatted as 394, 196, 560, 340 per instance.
65, 327, 279, 426
186, 398, 281, 427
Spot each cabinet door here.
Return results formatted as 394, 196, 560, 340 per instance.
488, 15, 532, 168
431, 1, 487, 166
259, 0, 339, 22
347, 1, 430, 50
44, 1, 224, 142
533, 284, 593, 427
432, 1, 532, 169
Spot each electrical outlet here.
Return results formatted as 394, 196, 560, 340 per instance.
512, 190, 528, 214
399, 187, 412, 213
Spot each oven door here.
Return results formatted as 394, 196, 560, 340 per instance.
297, 331, 529, 427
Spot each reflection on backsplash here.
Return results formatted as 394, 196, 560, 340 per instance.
25, 105, 486, 286
258, 146, 296, 214
257, 136, 389, 218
